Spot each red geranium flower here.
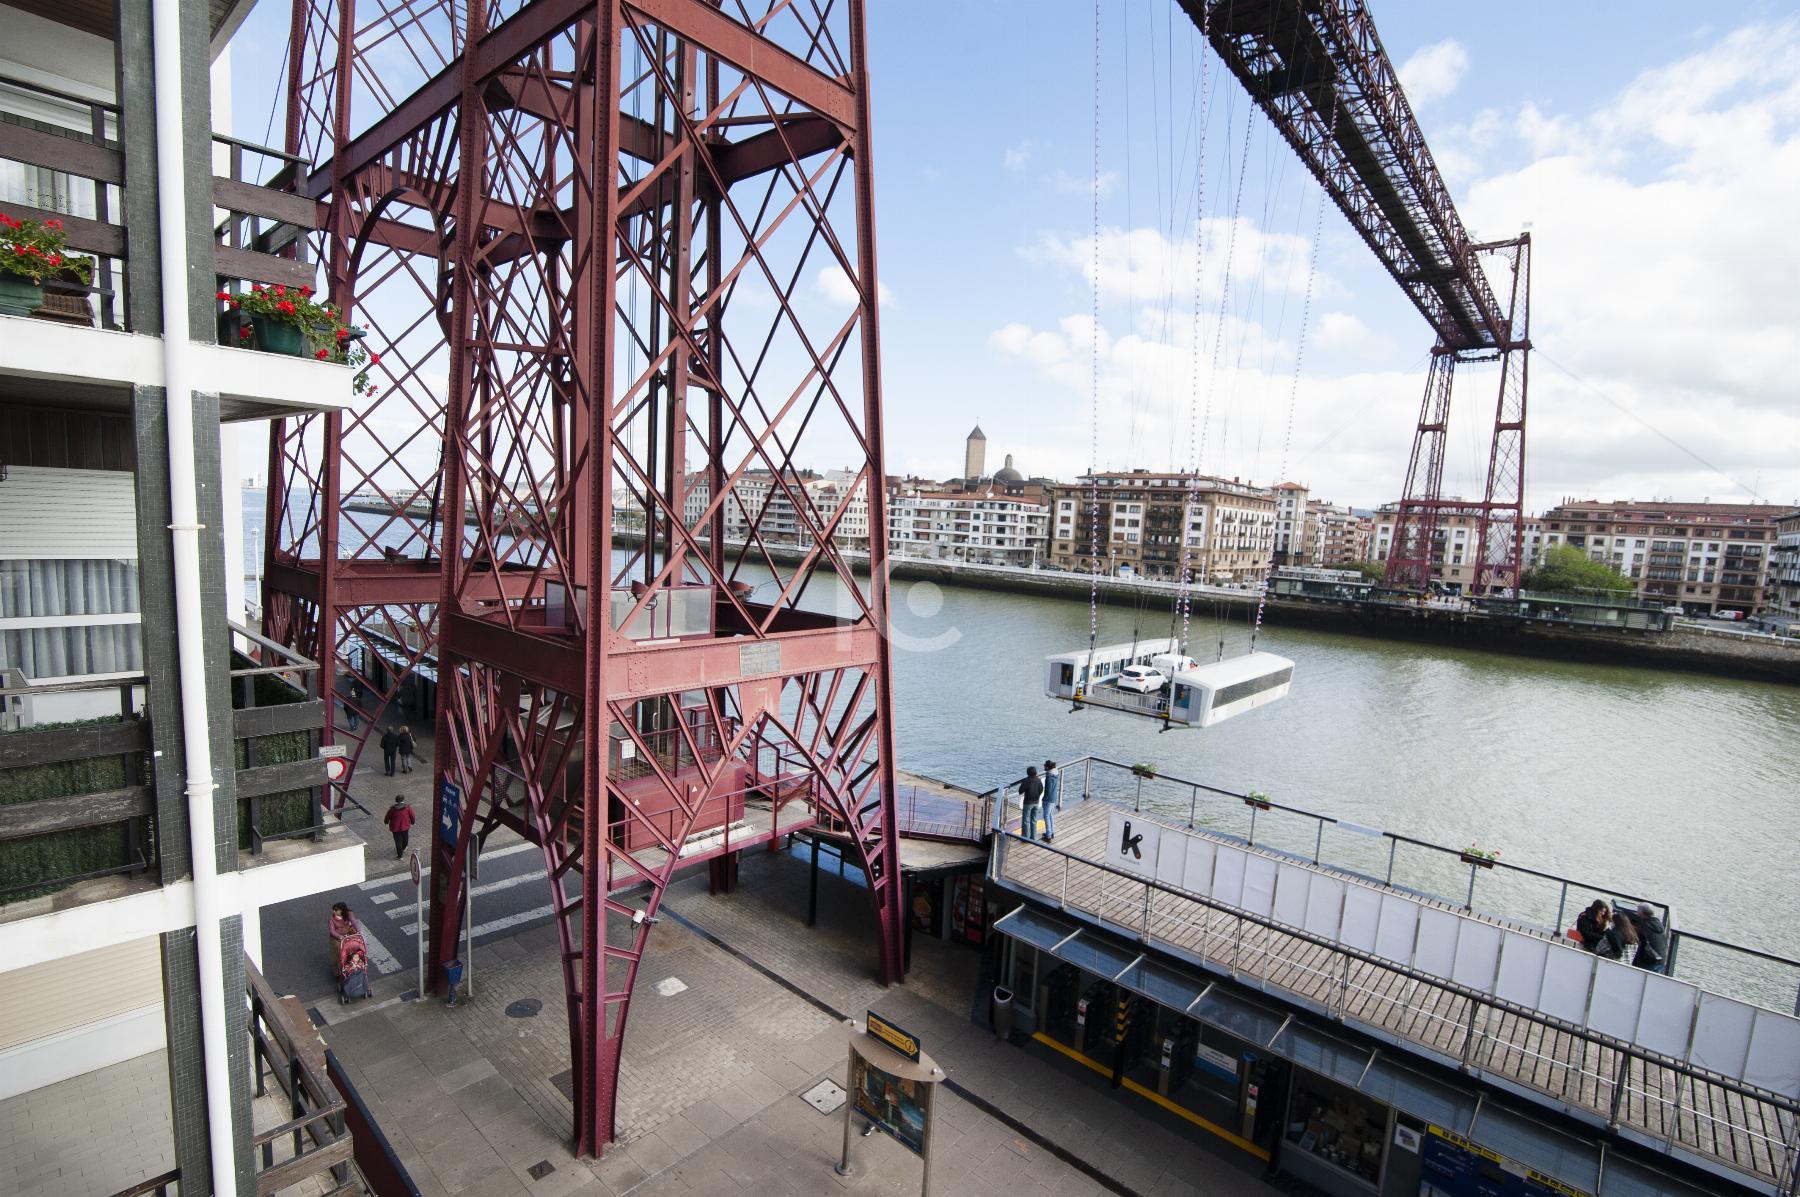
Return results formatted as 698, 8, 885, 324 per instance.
300, 285, 312, 296
47, 255, 60, 267
276, 300, 296, 315
45, 219, 62, 230
274, 284, 286, 296
369, 353, 380, 364
335, 327, 349, 341
239, 328, 253, 341
315, 348, 329, 360
216, 290, 231, 301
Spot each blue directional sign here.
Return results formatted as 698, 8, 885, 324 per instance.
438, 778, 463, 846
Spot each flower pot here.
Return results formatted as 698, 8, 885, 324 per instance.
0, 274, 44, 318
1459, 853, 1497, 869
250, 314, 307, 356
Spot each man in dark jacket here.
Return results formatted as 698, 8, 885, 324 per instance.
1019, 765, 1044, 842
1629, 903, 1670, 973
380, 726, 400, 776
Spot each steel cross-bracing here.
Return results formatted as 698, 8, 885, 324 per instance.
1186, 0, 1534, 593
268, 0, 904, 1157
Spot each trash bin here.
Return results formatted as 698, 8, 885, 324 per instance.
443, 958, 464, 1005
992, 985, 1014, 1041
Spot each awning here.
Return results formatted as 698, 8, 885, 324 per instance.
994, 902, 1626, 1194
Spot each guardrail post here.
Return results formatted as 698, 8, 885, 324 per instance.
1188, 785, 1198, 828
1464, 863, 1477, 911
1134, 775, 1143, 813
1313, 820, 1324, 864
1554, 882, 1569, 937
1142, 883, 1152, 943
1385, 838, 1397, 886
1083, 758, 1093, 803
1607, 1051, 1630, 1129
1248, 804, 1257, 847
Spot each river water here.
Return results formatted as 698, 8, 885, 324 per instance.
241, 493, 1800, 1007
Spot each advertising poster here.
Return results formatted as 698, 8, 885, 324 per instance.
850, 1053, 932, 1157
1418, 1125, 1589, 1197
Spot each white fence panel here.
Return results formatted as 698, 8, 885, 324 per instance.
1744, 1010, 1800, 1100
1375, 894, 1421, 966
1154, 828, 1187, 889
1494, 933, 1549, 1007
1634, 974, 1698, 1060
1303, 875, 1346, 942
1241, 855, 1279, 919
1106, 810, 1160, 878
1452, 920, 1502, 994
1272, 863, 1312, 929
1414, 907, 1461, 978
1340, 885, 1381, 954
1540, 946, 1596, 1024
1212, 845, 1248, 909
1588, 962, 1647, 1041
1688, 993, 1755, 1080
1182, 836, 1218, 898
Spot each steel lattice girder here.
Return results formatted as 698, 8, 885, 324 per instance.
275, 0, 902, 1159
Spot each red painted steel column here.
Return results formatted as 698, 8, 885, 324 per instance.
579, 0, 624, 1157
426, 0, 489, 997
847, 0, 905, 986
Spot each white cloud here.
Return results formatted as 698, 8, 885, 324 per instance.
1453, 20, 1800, 505
991, 21, 1800, 510
814, 264, 894, 308
1003, 139, 1037, 171
1315, 311, 1393, 358
1398, 39, 1470, 107
1051, 168, 1120, 197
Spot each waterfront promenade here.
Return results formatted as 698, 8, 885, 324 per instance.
309, 846, 1281, 1196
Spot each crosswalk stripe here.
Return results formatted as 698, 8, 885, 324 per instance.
371, 892, 397, 906
397, 902, 558, 940
383, 868, 543, 919
357, 838, 541, 891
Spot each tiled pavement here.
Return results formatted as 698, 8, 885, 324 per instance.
320, 845, 1282, 1197
0, 1050, 175, 1197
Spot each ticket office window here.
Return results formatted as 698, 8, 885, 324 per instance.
1283, 1071, 1390, 1191
1005, 941, 1039, 1030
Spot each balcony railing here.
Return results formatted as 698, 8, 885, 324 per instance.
0, 74, 316, 333
0, 623, 326, 904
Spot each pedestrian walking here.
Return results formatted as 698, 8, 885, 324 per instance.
398, 725, 416, 774
1041, 759, 1061, 843
383, 795, 415, 859
1019, 765, 1044, 842
380, 725, 400, 776
1628, 903, 1670, 973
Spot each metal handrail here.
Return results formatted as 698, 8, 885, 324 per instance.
989, 755, 1800, 994
106, 1169, 178, 1197
993, 827, 1800, 1177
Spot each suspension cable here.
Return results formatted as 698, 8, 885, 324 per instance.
1083, 0, 1103, 691
1176, 4, 1214, 658
1251, 97, 1335, 652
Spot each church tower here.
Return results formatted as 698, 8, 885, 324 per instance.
964, 423, 987, 482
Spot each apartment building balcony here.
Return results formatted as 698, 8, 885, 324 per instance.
0, 71, 351, 422
0, 623, 360, 924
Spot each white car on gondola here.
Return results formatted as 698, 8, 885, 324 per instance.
1115, 664, 1166, 694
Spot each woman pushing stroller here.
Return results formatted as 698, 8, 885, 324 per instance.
328, 901, 373, 1003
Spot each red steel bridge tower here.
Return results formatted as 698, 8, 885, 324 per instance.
1189, 0, 1533, 594
267, 0, 903, 1154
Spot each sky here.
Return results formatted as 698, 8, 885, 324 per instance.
227, 2, 1800, 513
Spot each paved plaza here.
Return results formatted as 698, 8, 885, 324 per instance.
318, 845, 1284, 1197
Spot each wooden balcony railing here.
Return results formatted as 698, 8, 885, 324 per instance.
0, 74, 316, 332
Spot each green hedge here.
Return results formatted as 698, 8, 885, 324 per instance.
1, 663, 322, 901
0, 716, 146, 901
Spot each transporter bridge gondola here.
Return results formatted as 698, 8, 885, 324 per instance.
1045, 640, 1293, 728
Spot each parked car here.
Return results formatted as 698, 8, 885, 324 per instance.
1116, 665, 1166, 694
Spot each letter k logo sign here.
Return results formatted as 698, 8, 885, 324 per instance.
1120, 819, 1144, 861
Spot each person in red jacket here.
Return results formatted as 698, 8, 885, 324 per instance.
383, 795, 416, 859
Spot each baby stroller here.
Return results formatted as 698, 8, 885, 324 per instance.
336, 930, 372, 1004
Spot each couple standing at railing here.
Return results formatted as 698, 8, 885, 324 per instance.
1008, 760, 1066, 844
